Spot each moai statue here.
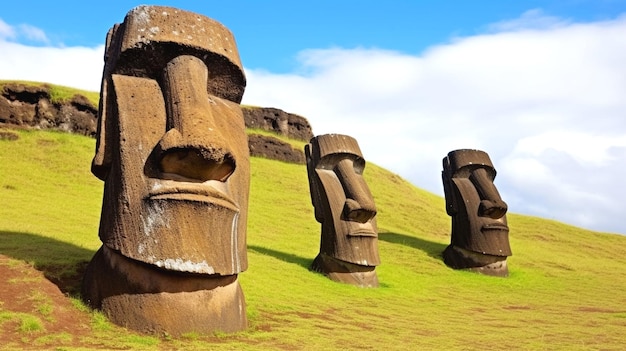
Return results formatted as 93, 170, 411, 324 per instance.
441, 149, 511, 277
305, 134, 380, 287
81, 6, 250, 335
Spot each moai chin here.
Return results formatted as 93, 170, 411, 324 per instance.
305, 134, 380, 287
441, 149, 512, 277
81, 5, 250, 335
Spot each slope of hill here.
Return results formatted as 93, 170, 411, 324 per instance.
1, 128, 626, 350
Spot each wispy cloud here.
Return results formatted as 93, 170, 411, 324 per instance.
486, 9, 571, 32
0, 19, 16, 40
0, 18, 49, 43
17, 24, 49, 44
243, 13, 626, 234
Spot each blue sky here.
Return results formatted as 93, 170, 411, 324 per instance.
2, 1, 626, 235
3, 1, 624, 70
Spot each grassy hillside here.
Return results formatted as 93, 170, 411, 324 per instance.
1, 127, 626, 350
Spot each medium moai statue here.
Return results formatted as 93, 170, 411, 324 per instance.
81, 5, 250, 335
305, 134, 380, 287
441, 149, 511, 277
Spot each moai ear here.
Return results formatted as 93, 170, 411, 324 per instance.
305, 143, 324, 222
442, 156, 457, 216
91, 77, 114, 181
91, 25, 122, 181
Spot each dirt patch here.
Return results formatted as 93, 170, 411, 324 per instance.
0, 130, 18, 140
502, 305, 532, 310
577, 306, 625, 313
0, 254, 93, 349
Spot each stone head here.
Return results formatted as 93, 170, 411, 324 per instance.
305, 134, 380, 267
442, 149, 511, 275
91, 5, 249, 276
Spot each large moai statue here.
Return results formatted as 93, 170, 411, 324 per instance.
81, 6, 250, 334
441, 149, 511, 277
305, 134, 380, 287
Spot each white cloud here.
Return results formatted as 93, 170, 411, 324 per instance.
243, 13, 626, 234
0, 19, 102, 90
1, 12, 625, 234
0, 40, 104, 91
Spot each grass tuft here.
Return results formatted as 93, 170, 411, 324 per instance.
18, 314, 45, 333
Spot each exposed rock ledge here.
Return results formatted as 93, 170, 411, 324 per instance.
0, 83, 98, 137
0, 83, 312, 164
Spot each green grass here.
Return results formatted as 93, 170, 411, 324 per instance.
1, 128, 626, 350
0, 310, 45, 333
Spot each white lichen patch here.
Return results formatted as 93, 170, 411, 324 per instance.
133, 7, 151, 25
140, 201, 169, 237
154, 258, 215, 274
230, 212, 240, 272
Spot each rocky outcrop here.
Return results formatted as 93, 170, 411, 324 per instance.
0, 83, 312, 163
242, 107, 311, 163
0, 83, 98, 137
242, 106, 313, 142
248, 134, 305, 164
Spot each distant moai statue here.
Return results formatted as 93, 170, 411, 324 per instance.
81, 5, 250, 335
305, 134, 380, 287
441, 149, 511, 277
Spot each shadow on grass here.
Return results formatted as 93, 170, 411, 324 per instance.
248, 244, 313, 270
0, 230, 95, 296
378, 232, 448, 260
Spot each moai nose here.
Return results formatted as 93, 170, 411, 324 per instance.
156, 55, 236, 182
335, 158, 377, 223
471, 167, 508, 219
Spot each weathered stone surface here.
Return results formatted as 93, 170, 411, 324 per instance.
441, 149, 512, 277
82, 5, 250, 335
248, 134, 305, 164
306, 134, 380, 287
0, 83, 97, 136
243, 106, 313, 141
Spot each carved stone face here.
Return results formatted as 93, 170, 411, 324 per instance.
92, 6, 249, 276
442, 149, 511, 275
306, 134, 380, 267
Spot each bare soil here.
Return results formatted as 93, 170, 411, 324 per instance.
0, 254, 94, 350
